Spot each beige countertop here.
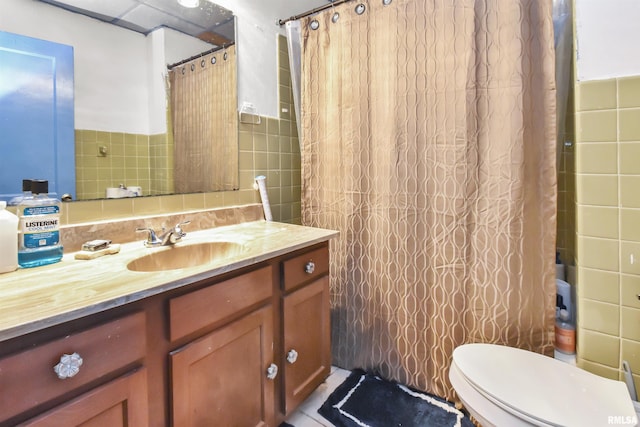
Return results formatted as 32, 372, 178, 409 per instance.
0, 221, 338, 342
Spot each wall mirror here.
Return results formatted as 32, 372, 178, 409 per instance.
1, 0, 238, 202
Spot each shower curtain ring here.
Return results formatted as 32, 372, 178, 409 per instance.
328, 0, 340, 23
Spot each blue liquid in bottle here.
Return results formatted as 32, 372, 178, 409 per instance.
18, 179, 63, 268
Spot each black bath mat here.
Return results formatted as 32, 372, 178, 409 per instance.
319, 369, 474, 427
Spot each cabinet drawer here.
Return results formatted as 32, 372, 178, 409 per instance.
0, 312, 146, 422
169, 266, 273, 341
283, 246, 329, 292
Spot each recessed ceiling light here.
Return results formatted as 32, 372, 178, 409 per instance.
177, 0, 199, 8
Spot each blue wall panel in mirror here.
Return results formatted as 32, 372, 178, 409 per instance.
0, 30, 74, 202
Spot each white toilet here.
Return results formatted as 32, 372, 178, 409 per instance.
450, 343, 638, 426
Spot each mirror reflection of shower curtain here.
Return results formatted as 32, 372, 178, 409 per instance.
553, 0, 572, 170
285, 21, 303, 143
169, 45, 238, 193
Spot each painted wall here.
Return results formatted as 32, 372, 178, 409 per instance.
1, 0, 210, 134
1, 0, 150, 133
215, 0, 325, 118
574, 0, 640, 392
1, 0, 326, 128
575, 0, 640, 81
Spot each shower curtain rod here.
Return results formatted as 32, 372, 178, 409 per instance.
167, 42, 235, 70
278, 0, 354, 26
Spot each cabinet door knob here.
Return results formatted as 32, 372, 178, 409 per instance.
286, 349, 299, 364
53, 352, 83, 379
266, 363, 278, 380
304, 261, 315, 274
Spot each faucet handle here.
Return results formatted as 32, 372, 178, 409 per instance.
136, 227, 159, 245
174, 221, 191, 236
163, 221, 191, 245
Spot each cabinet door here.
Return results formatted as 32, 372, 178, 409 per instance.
20, 368, 148, 427
171, 305, 275, 427
283, 276, 331, 414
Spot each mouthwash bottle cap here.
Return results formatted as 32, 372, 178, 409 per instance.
31, 179, 49, 195
22, 179, 32, 192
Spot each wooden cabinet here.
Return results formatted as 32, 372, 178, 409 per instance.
168, 245, 332, 425
0, 242, 331, 427
169, 266, 275, 427
281, 247, 332, 415
0, 312, 146, 426
19, 369, 148, 427
171, 306, 275, 427
169, 266, 273, 342
282, 246, 329, 292
283, 277, 331, 413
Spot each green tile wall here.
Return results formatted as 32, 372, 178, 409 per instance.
575, 75, 640, 392
557, 67, 576, 267
149, 133, 174, 196
75, 130, 165, 200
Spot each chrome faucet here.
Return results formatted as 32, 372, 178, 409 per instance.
136, 221, 191, 247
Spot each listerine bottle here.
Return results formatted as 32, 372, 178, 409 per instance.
8, 179, 33, 206
17, 179, 63, 268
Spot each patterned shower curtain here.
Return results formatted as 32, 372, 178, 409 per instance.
169, 45, 238, 193
300, 0, 557, 400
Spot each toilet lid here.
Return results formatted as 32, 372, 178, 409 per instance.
452, 343, 637, 427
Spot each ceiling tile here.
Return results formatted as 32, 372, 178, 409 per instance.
38, 0, 234, 42
47, 0, 139, 18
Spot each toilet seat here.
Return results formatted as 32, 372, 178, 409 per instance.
450, 343, 637, 427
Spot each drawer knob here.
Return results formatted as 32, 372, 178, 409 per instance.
53, 352, 83, 379
304, 261, 315, 274
286, 349, 299, 364
266, 363, 279, 380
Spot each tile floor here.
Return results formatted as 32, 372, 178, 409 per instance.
283, 366, 351, 427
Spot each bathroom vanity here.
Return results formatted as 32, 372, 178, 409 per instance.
0, 221, 337, 427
